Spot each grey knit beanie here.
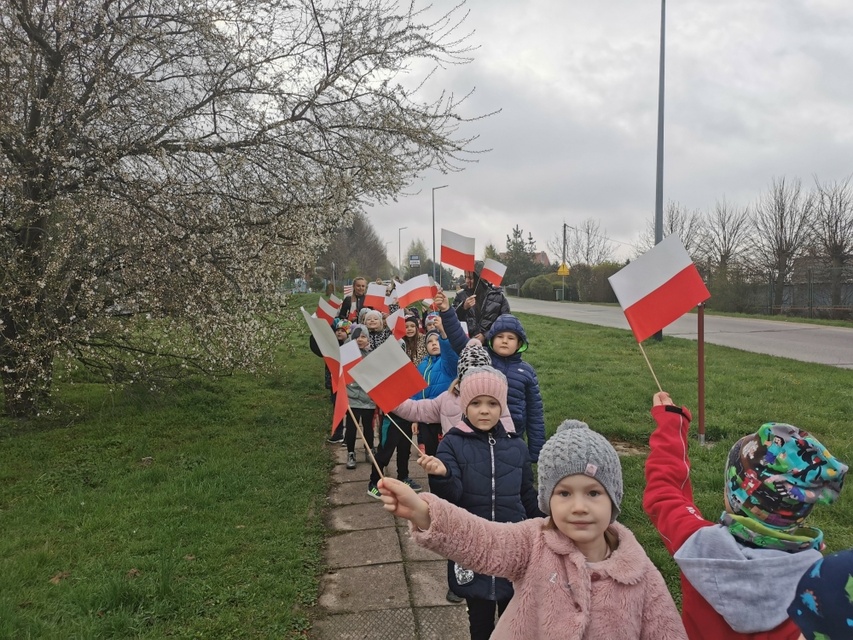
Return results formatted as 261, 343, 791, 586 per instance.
537, 420, 623, 521
457, 338, 492, 379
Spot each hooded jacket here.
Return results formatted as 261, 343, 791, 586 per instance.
643, 404, 816, 640
411, 495, 687, 640
411, 304, 467, 400
484, 314, 546, 462
429, 419, 540, 601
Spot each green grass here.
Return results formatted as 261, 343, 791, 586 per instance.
0, 312, 332, 639
1, 294, 851, 635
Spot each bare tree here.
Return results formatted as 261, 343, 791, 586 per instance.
0, 0, 483, 416
701, 198, 750, 274
317, 212, 390, 285
548, 218, 614, 267
749, 177, 814, 313
812, 175, 853, 313
635, 201, 705, 258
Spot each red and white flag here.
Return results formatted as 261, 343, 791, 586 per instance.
301, 307, 341, 389
349, 339, 427, 413
339, 339, 362, 385
364, 282, 389, 312
479, 258, 507, 286
608, 234, 710, 343
441, 229, 476, 272
328, 294, 343, 310
315, 297, 337, 324
343, 284, 353, 296
395, 274, 437, 308
385, 308, 407, 340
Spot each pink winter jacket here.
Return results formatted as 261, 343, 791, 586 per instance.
411, 494, 687, 640
394, 387, 515, 435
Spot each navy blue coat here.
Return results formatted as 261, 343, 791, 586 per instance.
484, 314, 546, 462
429, 419, 541, 602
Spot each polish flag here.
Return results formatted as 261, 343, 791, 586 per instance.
385, 308, 407, 340
339, 339, 362, 385
315, 297, 337, 324
441, 229, 476, 272
608, 234, 711, 343
331, 371, 348, 435
328, 294, 343, 310
301, 307, 340, 390
364, 282, 389, 312
479, 259, 507, 286
349, 339, 428, 413
395, 274, 437, 308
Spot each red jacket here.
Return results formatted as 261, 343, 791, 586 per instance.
643, 405, 805, 640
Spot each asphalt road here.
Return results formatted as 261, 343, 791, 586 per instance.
507, 297, 853, 370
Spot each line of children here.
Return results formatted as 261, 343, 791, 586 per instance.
379, 416, 688, 639
416, 365, 542, 639
342, 324, 375, 470
644, 391, 848, 639
480, 313, 545, 462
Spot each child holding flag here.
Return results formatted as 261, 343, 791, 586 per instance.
644, 391, 847, 639
342, 324, 376, 470
378, 416, 687, 640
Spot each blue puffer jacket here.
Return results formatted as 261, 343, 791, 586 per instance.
411, 304, 467, 400
484, 314, 546, 462
429, 419, 540, 602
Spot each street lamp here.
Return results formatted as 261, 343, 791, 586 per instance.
431, 185, 448, 282
398, 226, 408, 277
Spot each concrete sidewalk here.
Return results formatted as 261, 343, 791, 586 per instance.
311, 443, 469, 640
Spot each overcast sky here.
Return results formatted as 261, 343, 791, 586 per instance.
364, 0, 853, 272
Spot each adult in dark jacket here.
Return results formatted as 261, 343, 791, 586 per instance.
454, 268, 510, 340
483, 314, 546, 462
419, 366, 541, 640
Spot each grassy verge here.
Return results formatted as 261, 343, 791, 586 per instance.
1, 295, 851, 635
0, 310, 332, 639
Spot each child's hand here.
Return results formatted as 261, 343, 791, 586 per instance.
463, 295, 476, 310
434, 290, 450, 311
653, 391, 674, 407
378, 478, 431, 529
418, 455, 448, 477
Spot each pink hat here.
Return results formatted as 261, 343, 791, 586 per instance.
459, 366, 507, 415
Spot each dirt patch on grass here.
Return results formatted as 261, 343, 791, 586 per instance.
611, 440, 649, 456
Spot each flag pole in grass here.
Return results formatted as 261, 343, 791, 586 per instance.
608, 234, 710, 441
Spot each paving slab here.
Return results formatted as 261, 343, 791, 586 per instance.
415, 606, 471, 640
325, 527, 402, 569
407, 559, 462, 608
399, 526, 446, 562
326, 502, 396, 531
311, 609, 417, 640
319, 563, 409, 612
327, 479, 377, 506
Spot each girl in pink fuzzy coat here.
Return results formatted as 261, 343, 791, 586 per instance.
377, 420, 687, 640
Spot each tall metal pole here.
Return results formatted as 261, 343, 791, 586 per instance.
398, 226, 407, 277
653, 0, 666, 342
431, 185, 448, 283
654, 0, 666, 246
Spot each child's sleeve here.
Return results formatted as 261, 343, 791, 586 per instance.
639, 560, 689, 640
439, 307, 469, 354
438, 336, 460, 380
393, 396, 441, 425
643, 405, 711, 555
429, 440, 464, 504
520, 453, 545, 518
524, 366, 546, 463
410, 493, 535, 583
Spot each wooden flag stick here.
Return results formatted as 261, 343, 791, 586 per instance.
637, 342, 663, 393
348, 407, 384, 479
385, 413, 423, 455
